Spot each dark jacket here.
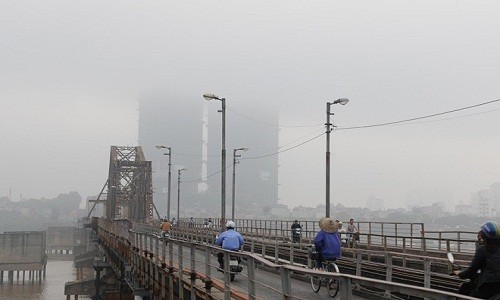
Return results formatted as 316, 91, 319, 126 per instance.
313, 230, 341, 260
459, 244, 500, 287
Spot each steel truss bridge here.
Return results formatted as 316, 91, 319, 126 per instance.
71, 146, 479, 300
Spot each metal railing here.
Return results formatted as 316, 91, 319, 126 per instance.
98, 218, 477, 300
175, 218, 477, 255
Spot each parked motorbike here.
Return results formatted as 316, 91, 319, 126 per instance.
292, 227, 301, 243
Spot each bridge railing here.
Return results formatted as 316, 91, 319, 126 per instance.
181, 218, 423, 240
178, 218, 477, 254
118, 221, 476, 300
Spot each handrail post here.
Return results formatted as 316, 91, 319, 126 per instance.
356, 251, 362, 276
424, 258, 431, 289
280, 268, 291, 299
247, 257, 256, 300
339, 277, 352, 300
223, 251, 231, 300
385, 252, 393, 298
439, 232, 442, 251
395, 223, 398, 247
178, 241, 184, 300
205, 245, 212, 293
190, 243, 196, 300
275, 243, 279, 264
168, 239, 174, 300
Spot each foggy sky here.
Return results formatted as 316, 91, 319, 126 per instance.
1, 1, 499, 210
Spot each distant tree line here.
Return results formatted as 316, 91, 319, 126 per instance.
0, 191, 83, 232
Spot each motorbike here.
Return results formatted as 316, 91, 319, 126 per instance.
218, 252, 243, 282
160, 231, 170, 244
228, 254, 243, 282
447, 252, 500, 300
292, 227, 301, 243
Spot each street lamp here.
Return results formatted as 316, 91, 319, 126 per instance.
177, 167, 187, 224
156, 145, 172, 220
231, 147, 249, 220
203, 93, 226, 228
325, 98, 349, 218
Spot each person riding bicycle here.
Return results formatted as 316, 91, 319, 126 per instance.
215, 220, 244, 269
313, 217, 341, 269
454, 221, 500, 298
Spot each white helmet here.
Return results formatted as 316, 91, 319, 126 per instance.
226, 220, 236, 229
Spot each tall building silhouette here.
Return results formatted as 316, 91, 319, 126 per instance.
138, 93, 279, 218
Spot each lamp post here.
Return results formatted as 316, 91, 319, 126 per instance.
203, 93, 226, 228
177, 167, 187, 224
231, 147, 249, 220
156, 145, 172, 220
325, 98, 349, 218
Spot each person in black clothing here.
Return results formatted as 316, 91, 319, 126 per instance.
455, 221, 500, 299
291, 220, 302, 243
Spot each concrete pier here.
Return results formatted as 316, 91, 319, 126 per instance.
46, 226, 75, 258
0, 231, 47, 284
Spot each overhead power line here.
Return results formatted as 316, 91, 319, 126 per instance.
161, 98, 500, 162
228, 108, 323, 128
337, 98, 500, 130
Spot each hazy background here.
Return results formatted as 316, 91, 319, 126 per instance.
1, 1, 499, 210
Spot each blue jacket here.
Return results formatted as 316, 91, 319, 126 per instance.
313, 230, 341, 259
216, 229, 244, 250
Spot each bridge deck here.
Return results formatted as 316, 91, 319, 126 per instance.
76, 218, 477, 300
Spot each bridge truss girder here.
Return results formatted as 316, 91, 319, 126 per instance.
105, 146, 153, 222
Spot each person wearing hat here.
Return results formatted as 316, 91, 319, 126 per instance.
454, 221, 500, 298
313, 217, 341, 268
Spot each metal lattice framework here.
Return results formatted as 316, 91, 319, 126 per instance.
105, 146, 153, 222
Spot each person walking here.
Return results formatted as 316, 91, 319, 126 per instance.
346, 218, 358, 246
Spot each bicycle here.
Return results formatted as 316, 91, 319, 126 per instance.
310, 259, 340, 297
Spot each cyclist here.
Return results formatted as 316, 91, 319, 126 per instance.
215, 220, 244, 269
454, 221, 500, 298
313, 217, 341, 269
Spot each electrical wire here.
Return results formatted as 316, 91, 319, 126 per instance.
337, 98, 500, 130
228, 108, 323, 128
158, 98, 500, 163
242, 131, 325, 160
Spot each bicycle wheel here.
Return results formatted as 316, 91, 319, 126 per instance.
324, 261, 340, 297
310, 261, 321, 293
327, 278, 339, 298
